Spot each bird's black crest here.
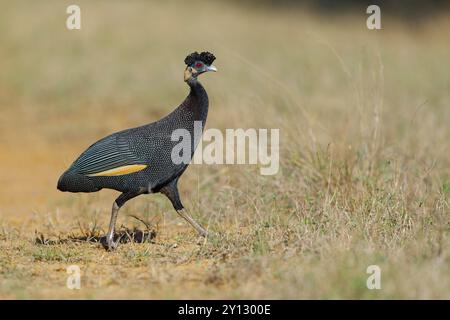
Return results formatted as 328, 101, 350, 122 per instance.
184, 51, 216, 66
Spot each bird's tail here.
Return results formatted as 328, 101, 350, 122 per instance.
57, 170, 99, 193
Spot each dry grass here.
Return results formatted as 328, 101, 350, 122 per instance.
0, 0, 449, 299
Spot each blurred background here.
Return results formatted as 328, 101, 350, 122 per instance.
0, 0, 448, 299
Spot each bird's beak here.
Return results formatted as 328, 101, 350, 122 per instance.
206, 65, 217, 72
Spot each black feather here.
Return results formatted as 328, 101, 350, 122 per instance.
199, 52, 216, 65
184, 51, 216, 66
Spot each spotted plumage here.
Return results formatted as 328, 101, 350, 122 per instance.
57, 51, 217, 250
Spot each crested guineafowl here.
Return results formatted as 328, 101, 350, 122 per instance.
57, 51, 217, 250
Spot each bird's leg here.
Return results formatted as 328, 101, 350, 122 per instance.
103, 189, 143, 251
160, 179, 210, 238
105, 201, 120, 251
176, 208, 209, 237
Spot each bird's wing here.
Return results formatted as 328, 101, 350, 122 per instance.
69, 133, 147, 177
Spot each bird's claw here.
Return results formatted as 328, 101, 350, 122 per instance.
198, 230, 218, 240
101, 236, 118, 251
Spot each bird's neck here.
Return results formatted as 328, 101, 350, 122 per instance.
184, 78, 209, 122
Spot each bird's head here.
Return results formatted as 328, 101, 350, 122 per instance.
184, 51, 217, 82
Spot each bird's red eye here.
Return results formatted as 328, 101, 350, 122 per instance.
195, 62, 203, 68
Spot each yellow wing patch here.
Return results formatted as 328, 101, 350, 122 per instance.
87, 164, 148, 177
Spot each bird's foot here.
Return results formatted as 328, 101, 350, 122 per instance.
101, 236, 118, 251
196, 231, 219, 245
199, 229, 210, 238
198, 229, 218, 240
